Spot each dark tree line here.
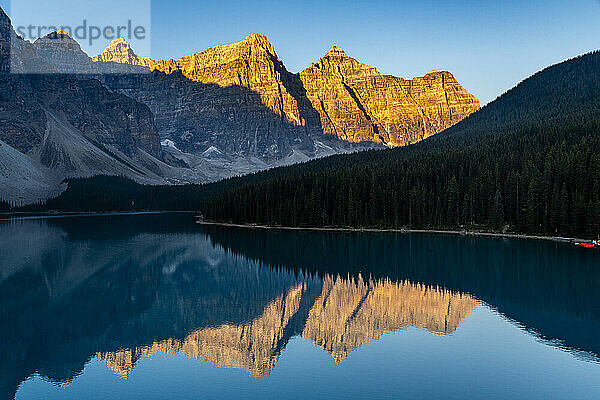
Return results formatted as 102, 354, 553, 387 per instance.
203, 51, 600, 238
23, 176, 209, 212
23, 166, 323, 212
203, 115, 600, 237
0, 199, 10, 211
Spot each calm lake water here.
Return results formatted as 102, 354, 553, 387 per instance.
1, 213, 600, 399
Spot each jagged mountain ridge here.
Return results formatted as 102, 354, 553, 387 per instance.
299, 45, 480, 145
97, 34, 340, 161
0, 13, 381, 203
94, 34, 479, 151
0, 8, 176, 202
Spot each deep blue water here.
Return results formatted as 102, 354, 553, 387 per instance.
1, 214, 599, 399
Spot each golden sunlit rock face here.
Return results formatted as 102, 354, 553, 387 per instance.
92, 37, 155, 68
93, 35, 479, 147
97, 277, 479, 377
95, 34, 312, 129
299, 46, 480, 145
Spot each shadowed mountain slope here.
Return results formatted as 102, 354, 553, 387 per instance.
0, 8, 171, 203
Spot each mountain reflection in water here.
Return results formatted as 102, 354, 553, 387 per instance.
97, 277, 478, 377
1, 214, 599, 399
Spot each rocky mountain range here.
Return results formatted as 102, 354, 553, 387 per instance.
0, 5, 479, 203
0, 9, 177, 203
96, 33, 479, 152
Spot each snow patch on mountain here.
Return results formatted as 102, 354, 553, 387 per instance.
202, 146, 223, 158
161, 139, 180, 151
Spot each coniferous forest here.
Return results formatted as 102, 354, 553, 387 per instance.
0, 199, 10, 211
202, 51, 600, 238
13, 51, 600, 238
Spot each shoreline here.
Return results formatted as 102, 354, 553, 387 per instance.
0, 211, 593, 244
0, 210, 197, 221
196, 220, 590, 244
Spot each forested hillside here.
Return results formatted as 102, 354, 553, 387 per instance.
203, 51, 600, 238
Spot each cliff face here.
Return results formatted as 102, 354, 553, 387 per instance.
299, 46, 480, 145
94, 35, 479, 157
97, 34, 315, 126
0, 9, 166, 202
97, 274, 479, 376
32, 31, 96, 74
151, 34, 305, 124
98, 34, 319, 160
0, 14, 162, 159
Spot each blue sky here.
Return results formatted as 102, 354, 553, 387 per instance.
2, 0, 600, 104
